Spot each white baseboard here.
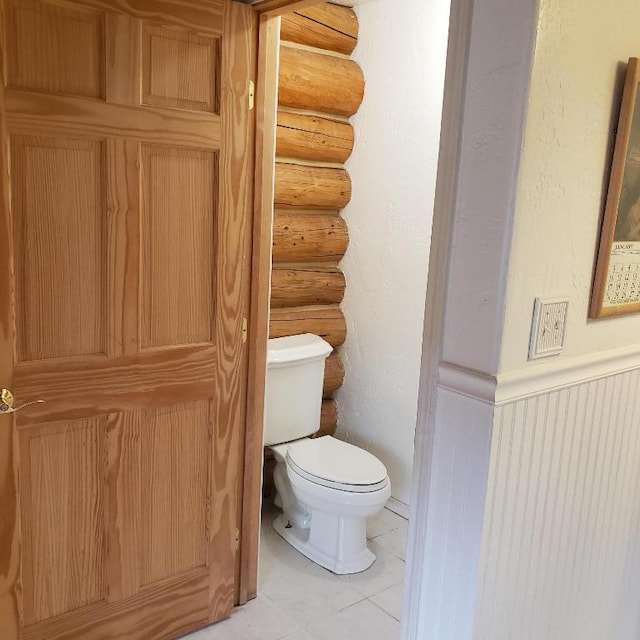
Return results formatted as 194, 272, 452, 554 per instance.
385, 497, 410, 520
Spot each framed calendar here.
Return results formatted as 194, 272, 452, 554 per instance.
591, 57, 640, 318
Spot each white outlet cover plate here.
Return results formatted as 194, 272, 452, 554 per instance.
529, 297, 569, 360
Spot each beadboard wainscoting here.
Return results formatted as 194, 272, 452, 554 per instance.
409, 349, 640, 639
474, 366, 640, 640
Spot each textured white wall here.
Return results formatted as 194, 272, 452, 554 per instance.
471, 2, 640, 636
335, 0, 450, 507
500, 0, 640, 372
408, 0, 640, 637
440, 0, 539, 376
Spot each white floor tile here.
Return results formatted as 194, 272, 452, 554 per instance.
271, 587, 364, 622
277, 630, 316, 640
340, 541, 405, 598
370, 524, 408, 561
187, 597, 303, 640
369, 582, 404, 621
259, 507, 366, 626
304, 598, 401, 640
184, 500, 407, 639
367, 507, 407, 539
261, 559, 365, 626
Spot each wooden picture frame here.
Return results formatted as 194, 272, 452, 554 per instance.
591, 57, 640, 318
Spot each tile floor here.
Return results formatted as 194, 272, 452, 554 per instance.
183, 500, 408, 640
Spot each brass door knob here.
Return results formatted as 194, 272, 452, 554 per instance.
0, 388, 44, 413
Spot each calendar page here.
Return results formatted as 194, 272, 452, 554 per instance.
603, 241, 640, 307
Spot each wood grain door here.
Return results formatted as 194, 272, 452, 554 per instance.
0, 1, 257, 638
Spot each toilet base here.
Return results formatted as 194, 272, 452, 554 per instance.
272, 512, 376, 575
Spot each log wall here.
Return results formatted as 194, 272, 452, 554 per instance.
269, 2, 362, 437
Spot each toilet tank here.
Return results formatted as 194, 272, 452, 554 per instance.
264, 334, 332, 446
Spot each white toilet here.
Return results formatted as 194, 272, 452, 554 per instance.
264, 333, 391, 574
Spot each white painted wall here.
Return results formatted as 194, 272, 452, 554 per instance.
469, 1, 640, 637
404, 0, 540, 635
500, 0, 640, 373
440, 0, 539, 376
407, 0, 640, 637
335, 0, 450, 507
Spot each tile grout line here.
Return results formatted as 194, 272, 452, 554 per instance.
367, 596, 402, 623
336, 595, 369, 613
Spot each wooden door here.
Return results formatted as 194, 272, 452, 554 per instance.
0, 0, 257, 638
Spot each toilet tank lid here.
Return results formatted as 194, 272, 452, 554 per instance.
267, 334, 332, 365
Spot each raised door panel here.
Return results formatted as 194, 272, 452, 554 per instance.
6, 0, 104, 98
142, 25, 220, 113
106, 401, 211, 600
12, 135, 106, 362
19, 418, 107, 626
140, 400, 210, 585
141, 145, 217, 349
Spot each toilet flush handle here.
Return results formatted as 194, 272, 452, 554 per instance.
0, 388, 45, 414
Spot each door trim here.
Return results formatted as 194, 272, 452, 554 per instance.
237, 13, 280, 604
244, 0, 321, 17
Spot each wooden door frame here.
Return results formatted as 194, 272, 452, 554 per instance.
245, 0, 321, 17
237, 12, 280, 604
237, 0, 326, 603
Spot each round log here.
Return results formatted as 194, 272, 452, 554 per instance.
268, 305, 346, 347
281, 4, 358, 55
323, 353, 344, 396
272, 211, 348, 263
278, 45, 364, 117
270, 266, 345, 308
276, 111, 354, 164
274, 163, 351, 210
314, 398, 338, 437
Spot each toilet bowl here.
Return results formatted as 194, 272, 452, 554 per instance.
270, 436, 390, 574
264, 334, 391, 574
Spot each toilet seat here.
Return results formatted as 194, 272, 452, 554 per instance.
284, 436, 389, 494
287, 461, 389, 494
270, 434, 392, 574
